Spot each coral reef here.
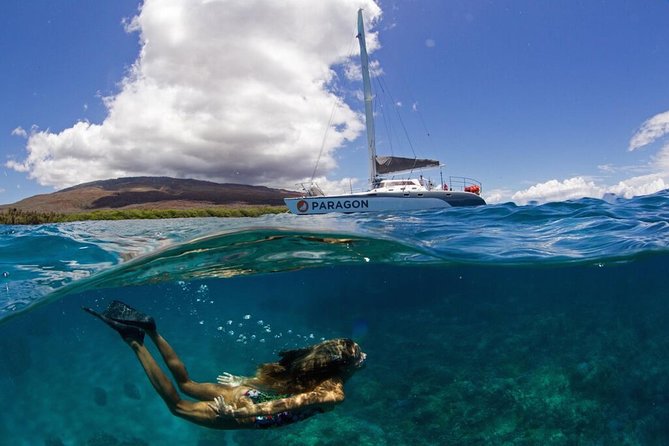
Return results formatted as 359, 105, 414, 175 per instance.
234, 414, 387, 446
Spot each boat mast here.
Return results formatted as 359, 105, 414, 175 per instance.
357, 9, 377, 186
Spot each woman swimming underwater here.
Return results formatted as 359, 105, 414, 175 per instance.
83, 300, 367, 429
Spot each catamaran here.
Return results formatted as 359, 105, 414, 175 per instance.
285, 9, 486, 215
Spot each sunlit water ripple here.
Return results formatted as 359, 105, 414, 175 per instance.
2, 190, 669, 319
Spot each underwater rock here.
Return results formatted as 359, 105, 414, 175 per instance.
93, 387, 108, 406
123, 382, 142, 400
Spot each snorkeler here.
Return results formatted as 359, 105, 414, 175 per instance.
82, 300, 366, 429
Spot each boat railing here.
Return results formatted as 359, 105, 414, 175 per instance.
297, 183, 325, 197
446, 177, 483, 195
299, 177, 483, 196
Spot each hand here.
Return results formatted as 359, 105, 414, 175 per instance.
208, 396, 235, 418
217, 372, 243, 387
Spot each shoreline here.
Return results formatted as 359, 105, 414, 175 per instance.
0, 205, 288, 225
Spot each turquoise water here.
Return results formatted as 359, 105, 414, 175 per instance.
1, 192, 669, 445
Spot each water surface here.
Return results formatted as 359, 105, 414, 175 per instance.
1, 192, 668, 445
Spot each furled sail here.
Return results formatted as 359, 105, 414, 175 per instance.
375, 156, 440, 175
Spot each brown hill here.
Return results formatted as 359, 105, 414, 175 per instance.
1, 177, 301, 213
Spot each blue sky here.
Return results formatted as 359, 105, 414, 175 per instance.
2, 0, 669, 205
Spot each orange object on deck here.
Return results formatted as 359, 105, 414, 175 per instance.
464, 185, 481, 195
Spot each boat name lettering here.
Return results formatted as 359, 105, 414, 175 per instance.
311, 199, 369, 211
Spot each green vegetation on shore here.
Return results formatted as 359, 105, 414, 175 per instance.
0, 206, 287, 225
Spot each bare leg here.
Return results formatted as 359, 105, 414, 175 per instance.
83, 302, 242, 428
146, 330, 231, 401
127, 339, 220, 427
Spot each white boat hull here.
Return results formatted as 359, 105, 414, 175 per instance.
285, 191, 485, 215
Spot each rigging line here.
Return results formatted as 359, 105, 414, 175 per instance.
374, 75, 426, 177
394, 62, 434, 141
384, 50, 436, 154
310, 98, 339, 184
309, 34, 358, 184
371, 68, 395, 156
379, 93, 395, 156
376, 75, 417, 159
374, 77, 395, 155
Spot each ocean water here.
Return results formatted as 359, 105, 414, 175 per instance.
1, 191, 669, 445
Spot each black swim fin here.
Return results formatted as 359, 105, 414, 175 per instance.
82, 306, 145, 344
104, 300, 156, 332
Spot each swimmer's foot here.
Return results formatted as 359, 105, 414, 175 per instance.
82, 306, 145, 344
104, 300, 156, 332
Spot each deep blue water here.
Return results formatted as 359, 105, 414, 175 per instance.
1, 191, 669, 445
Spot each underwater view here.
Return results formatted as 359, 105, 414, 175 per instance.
2, 192, 669, 445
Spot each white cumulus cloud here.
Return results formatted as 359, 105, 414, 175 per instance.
507, 110, 669, 205
511, 177, 604, 205
606, 173, 668, 198
483, 188, 513, 204
628, 110, 669, 151
11, 127, 27, 138
510, 173, 668, 205
306, 175, 361, 195
7, 0, 382, 189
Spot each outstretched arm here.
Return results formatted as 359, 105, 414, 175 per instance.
210, 379, 344, 418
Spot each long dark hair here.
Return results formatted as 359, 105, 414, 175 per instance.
254, 338, 360, 393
